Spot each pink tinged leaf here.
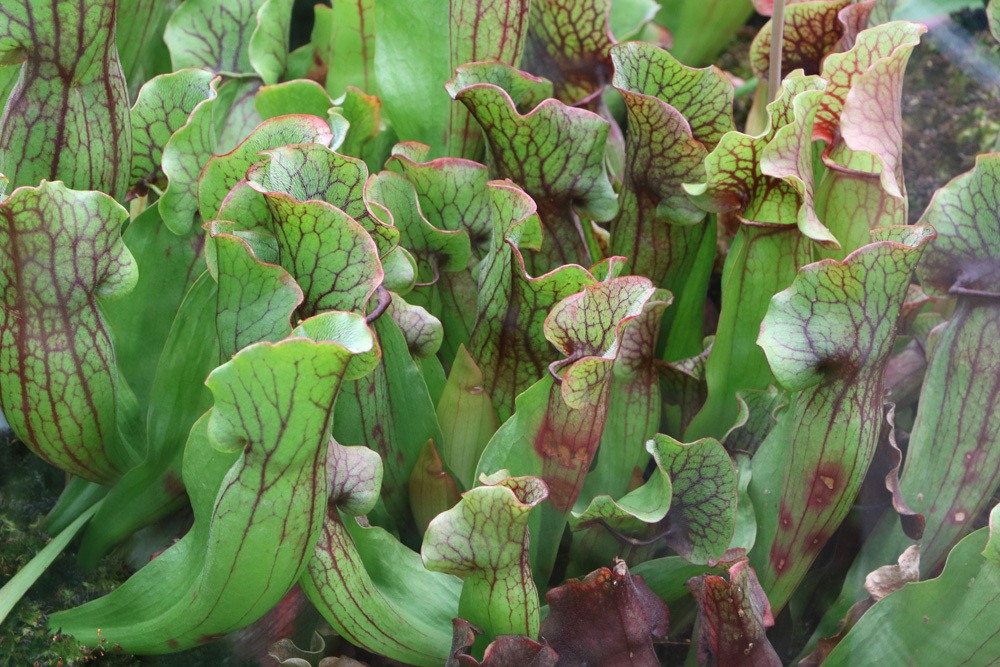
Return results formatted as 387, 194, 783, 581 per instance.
521, 0, 616, 105
687, 558, 781, 667
829, 22, 926, 202
388, 295, 445, 360
814, 21, 926, 240
761, 86, 840, 248
749, 225, 935, 613
582, 288, 672, 502
0, 182, 138, 484
539, 276, 663, 510
539, 560, 669, 666
685, 75, 825, 228
245, 142, 398, 254
0, 0, 131, 199
447, 62, 617, 273
197, 114, 336, 223
422, 472, 549, 644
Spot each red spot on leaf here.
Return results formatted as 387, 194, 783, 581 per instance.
163, 470, 184, 497
809, 463, 843, 508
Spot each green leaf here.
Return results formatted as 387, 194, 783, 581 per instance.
608, 0, 661, 41
647, 434, 739, 563
165, 0, 291, 81
374, 0, 530, 158
447, 62, 617, 273
254, 80, 335, 121
365, 168, 473, 359
252, 192, 382, 318
684, 76, 827, 441
410, 439, 462, 535
824, 505, 1000, 665
302, 440, 461, 666
468, 182, 598, 421
608, 41, 730, 358
248, 0, 293, 85
422, 472, 548, 645
653, 0, 753, 67
569, 454, 673, 573
437, 345, 499, 490
101, 202, 204, 409
206, 221, 303, 359
198, 114, 337, 223
853, 155, 1000, 579
77, 272, 220, 565
116, 0, 173, 95
50, 313, 378, 653
383, 144, 489, 361
749, 225, 934, 613
521, 0, 616, 105
159, 75, 225, 234
309, 2, 376, 97
129, 68, 217, 197
0, 182, 138, 484
333, 301, 443, 531
0, 0, 131, 199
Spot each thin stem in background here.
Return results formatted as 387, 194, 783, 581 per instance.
768, 0, 787, 102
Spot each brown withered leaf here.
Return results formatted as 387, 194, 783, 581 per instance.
800, 544, 920, 666
539, 559, 669, 666
446, 619, 558, 667
687, 559, 780, 667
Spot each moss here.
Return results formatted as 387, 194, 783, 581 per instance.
0, 433, 138, 665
